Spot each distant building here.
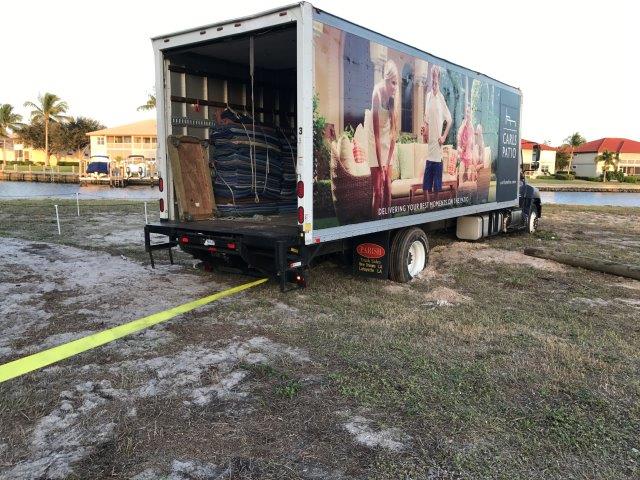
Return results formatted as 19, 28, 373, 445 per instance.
0, 134, 78, 165
521, 139, 557, 178
86, 119, 157, 161
572, 138, 640, 177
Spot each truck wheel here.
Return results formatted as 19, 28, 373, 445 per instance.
390, 227, 429, 283
527, 209, 538, 234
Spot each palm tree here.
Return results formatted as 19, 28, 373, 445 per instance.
24, 93, 71, 166
137, 93, 156, 112
0, 104, 23, 168
563, 132, 586, 174
595, 150, 617, 182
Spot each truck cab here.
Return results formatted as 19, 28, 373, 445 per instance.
519, 144, 542, 233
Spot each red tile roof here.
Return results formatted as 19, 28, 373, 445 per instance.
619, 139, 640, 154
521, 139, 557, 151
573, 137, 640, 154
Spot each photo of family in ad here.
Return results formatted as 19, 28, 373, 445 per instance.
313, 21, 513, 228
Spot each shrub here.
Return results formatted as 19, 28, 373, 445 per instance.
575, 176, 601, 182
397, 132, 417, 144
605, 170, 624, 182
4, 160, 32, 166
554, 173, 572, 180
56, 161, 80, 167
313, 179, 335, 217
622, 176, 638, 184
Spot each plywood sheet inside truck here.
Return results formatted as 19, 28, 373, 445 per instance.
167, 135, 216, 221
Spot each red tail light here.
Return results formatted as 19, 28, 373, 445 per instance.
208, 246, 217, 253
158, 177, 164, 192
159, 198, 165, 212
297, 206, 304, 224
179, 235, 189, 244
227, 242, 236, 250
296, 181, 304, 198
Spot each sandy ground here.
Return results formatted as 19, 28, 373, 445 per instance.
0, 238, 314, 479
1, 202, 639, 479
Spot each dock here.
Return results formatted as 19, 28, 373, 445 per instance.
1, 165, 158, 187
0, 169, 79, 183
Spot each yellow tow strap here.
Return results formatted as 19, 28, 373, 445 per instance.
0, 277, 268, 384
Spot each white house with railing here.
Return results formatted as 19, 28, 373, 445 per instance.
86, 119, 157, 162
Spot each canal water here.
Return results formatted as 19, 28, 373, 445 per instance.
0, 181, 160, 201
539, 191, 640, 207
1, 181, 638, 206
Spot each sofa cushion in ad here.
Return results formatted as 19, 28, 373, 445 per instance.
442, 171, 458, 182
398, 143, 415, 179
339, 134, 370, 177
414, 143, 428, 179
353, 124, 368, 160
390, 147, 400, 181
390, 178, 416, 198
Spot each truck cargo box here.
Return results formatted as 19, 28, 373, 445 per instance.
145, 3, 538, 288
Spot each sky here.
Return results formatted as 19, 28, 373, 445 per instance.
2, 0, 638, 146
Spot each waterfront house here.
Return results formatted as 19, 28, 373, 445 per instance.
86, 119, 157, 163
521, 139, 557, 178
572, 138, 640, 177
0, 133, 78, 166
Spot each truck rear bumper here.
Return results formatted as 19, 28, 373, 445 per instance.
144, 220, 304, 291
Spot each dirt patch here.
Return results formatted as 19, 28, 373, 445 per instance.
423, 287, 471, 307
342, 414, 410, 452
616, 298, 640, 308
132, 459, 228, 480
0, 238, 314, 479
4, 337, 310, 479
0, 237, 221, 357
571, 297, 611, 308
474, 247, 564, 272
383, 284, 409, 294
613, 280, 640, 292
5, 380, 120, 479
430, 242, 565, 272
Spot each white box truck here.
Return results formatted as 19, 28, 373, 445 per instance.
144, 2, 542, 289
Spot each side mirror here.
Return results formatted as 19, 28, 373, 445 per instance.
527, 145, 540, 171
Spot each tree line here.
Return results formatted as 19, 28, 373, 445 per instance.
0, 93, 105, 167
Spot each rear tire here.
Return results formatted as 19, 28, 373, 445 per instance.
389, 227, 429, 283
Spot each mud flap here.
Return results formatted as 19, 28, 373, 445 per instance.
352, 231, 390, 279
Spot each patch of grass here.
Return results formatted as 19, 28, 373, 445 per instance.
239, 362, 278, 379
534, 228, 559, 241
274, 379, 302, 399
241, 362, 304, 400
265, 215, 640, 478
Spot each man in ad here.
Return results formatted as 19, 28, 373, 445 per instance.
422, 65, 452, 198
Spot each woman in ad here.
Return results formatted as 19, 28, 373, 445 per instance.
368, 60, 398, 217
457, 102, 475, 182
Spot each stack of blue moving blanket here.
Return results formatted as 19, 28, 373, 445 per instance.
210, 122, 297, 216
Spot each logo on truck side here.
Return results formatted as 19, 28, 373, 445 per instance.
356, 243, 385, 259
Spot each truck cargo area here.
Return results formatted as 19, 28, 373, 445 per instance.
164, 22, 298, 217
147, 21, 306, 288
